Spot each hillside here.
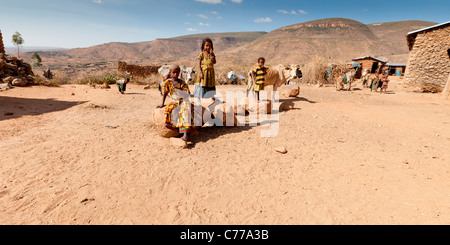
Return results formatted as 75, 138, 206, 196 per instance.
26, 18, 437, 69
367, 20, 437, 62
33, 32, 267, 68
221, 18, 438, 65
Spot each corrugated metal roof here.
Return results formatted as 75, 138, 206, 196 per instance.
407, 21, 450, 36
352, 56, 388, 63
386, 63, 407, 67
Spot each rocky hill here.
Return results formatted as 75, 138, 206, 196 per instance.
33, 32, 267, 68
27, 18, 437, 68
221, 18, 437, 65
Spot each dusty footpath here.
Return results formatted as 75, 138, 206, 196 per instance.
1, 78, 450, 225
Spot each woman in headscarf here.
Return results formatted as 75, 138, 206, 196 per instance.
157, 65, 198, 142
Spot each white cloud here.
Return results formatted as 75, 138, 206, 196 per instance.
210, 11, 219, 15
195, 0, 222, 4
277, 9, 297, 15
187, 28, 199, 32
93, 0, 102, 3
231, 0, 243, 3
199, 22, 210, 26
185, 22, 191, 25
254, 17, 272, 23
217, 16, 223, 20
197, 14, 209, 19
298, 10, 308, 15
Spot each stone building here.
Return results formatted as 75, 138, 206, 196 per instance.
0, 30, 5, 54
404, 21, 450, 88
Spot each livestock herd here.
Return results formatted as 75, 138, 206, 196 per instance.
124, 62, 361, 97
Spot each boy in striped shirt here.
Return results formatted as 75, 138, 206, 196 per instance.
252, 57, 267, 101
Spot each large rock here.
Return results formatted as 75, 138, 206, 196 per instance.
279, 100, 295, 111
279, 85, 300, 98
12, 77, 28, 87
233, 97, 251, 115
248, 100, 272, 115
0, 83, 12, 91
153, 101, 210, 137
153, 107, 180, 138
2, 76, 14, 84
212, 102, 238, 126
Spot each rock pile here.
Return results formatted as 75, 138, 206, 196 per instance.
0, 53, 35, 87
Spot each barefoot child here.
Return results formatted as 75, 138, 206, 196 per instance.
195, 38, 217, 99
252, 57, 267, 101
157, 65, 196, 142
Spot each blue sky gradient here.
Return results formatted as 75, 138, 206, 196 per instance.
1, 0, 448, 48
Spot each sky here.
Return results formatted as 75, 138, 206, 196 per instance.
1, 0, 449, 49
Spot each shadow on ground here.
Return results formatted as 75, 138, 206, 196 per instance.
0, 96, 87, 121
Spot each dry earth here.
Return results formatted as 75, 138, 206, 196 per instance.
1, 77, 450, 225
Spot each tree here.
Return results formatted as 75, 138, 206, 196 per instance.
31, 52, 43, 67
12, 31, 24, 59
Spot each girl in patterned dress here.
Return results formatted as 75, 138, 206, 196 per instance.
157, 65, 197, 142
195, 38, 217, 98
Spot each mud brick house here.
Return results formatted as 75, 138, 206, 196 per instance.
352, 56, 387, 77
404, 21, 450, 88
386, 63, 407, 76
0, 30, 5, 54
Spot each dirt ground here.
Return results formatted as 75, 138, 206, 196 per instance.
1, 77, 450, 225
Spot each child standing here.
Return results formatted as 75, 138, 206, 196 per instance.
116, 77, 130, 94
195, 38, 217, 99
157, 65, 197, 142
380, 70, 390, 94
252, 57, 267, 101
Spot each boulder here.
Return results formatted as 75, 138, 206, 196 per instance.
212, 102, 238, 127
233, 97, 251, 115
279, 85, 300, 98
248, 100, 272, 115
4, 63, 18, 73
0, 83, 12, 91
12, 78, 27, 87
152, 107, 180, 138
2, 76, 14, 84
279, 100, 295, 112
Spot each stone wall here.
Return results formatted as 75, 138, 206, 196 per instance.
0, 30, 5, 54
405, 25, 450, 88
442, 74, 450, 99
0, 54, 35, 86
117, 61, 161, 78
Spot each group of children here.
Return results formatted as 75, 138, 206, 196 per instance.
116, 38, 268, 142
153, 38, 269, 142
362, 70, 390, 93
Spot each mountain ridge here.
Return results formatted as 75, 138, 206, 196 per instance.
25, 18, 437, 68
